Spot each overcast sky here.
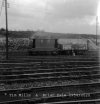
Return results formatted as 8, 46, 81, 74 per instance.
0, 0, 100, 34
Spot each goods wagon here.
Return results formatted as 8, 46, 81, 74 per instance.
71, 44, 88, 55
58, 39, 88, 55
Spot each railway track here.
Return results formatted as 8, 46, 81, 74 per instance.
0, 54, 99, 104
0, 68, 99, 75
1, 99, 100, 104
0, 61, 99, 69
7, 57, 99, 63
0, 71, 100, 80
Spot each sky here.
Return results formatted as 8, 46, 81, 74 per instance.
0, 0, 100, 34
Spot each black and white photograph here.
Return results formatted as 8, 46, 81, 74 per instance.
0, 0, 100, 104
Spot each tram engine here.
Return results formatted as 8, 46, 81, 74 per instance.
29, 37, 60, 55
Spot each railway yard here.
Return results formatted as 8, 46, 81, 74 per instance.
0, 50, 99, 104
0, 0, 100, 103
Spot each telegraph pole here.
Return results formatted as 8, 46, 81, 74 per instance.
96, 16, 98, 46
5, 0, 8, 60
